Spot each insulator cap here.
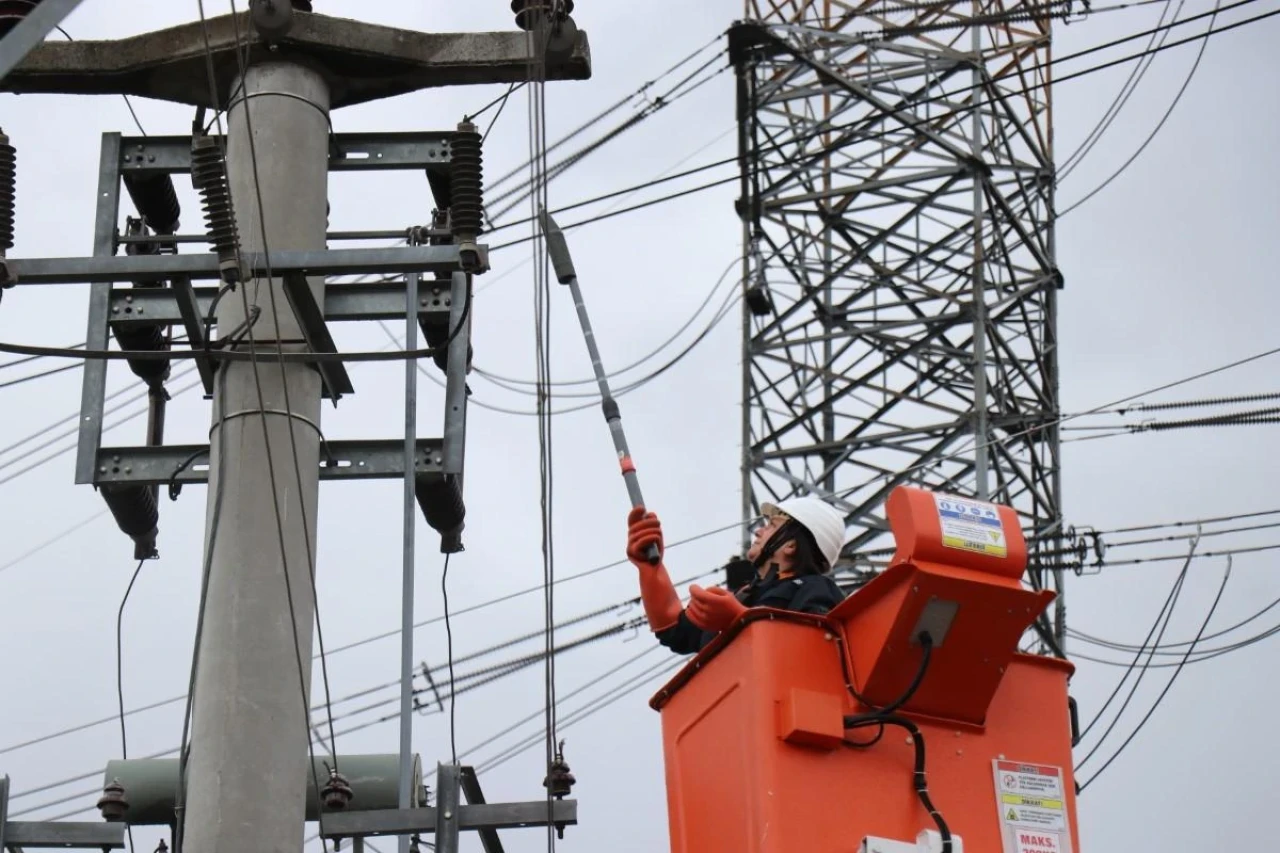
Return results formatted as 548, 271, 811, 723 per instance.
100, 484, 159, 556
190, 136, 241, 282
0, 128, 15, 253
320, 769, 354, 811
511, 0, 574, 30
123, 173, 181, 236
543, 758, 576, 798
0, 1, 38, 38
97, 778, 130, 822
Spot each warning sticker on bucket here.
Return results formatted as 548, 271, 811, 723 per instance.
934, 493, 1007, 558
993, 761, 1074, 853
1015, 831, 1062, 853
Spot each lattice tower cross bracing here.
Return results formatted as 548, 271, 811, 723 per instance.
734, 0, 1065, 649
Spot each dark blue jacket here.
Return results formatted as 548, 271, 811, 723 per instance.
655, 571, 845, 656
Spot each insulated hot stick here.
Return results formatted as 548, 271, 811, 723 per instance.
540, 209, 660, 565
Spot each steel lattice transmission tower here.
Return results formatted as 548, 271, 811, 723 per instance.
732, 1, 1066, 647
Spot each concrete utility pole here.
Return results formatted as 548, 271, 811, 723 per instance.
2, 5, 591, 850
182, 62, 331, 853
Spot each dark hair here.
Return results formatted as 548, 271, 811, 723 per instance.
769, 519, 831, 576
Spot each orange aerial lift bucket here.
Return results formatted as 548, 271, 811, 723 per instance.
650, 486, 1080, 853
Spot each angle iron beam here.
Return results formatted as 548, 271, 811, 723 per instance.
2, 821, 126, 850
441, 272, 470, 476
170, 275, 216, 394
118, 132, 455, 175
8, 245, 486, 285
281, 272, 354, 402
320, 800, 579, 840
435, 763, 462, 853
75, 133, 122, 486
109, 279, 454, 330
458, 766, 503, 853
94, 438, 444, 486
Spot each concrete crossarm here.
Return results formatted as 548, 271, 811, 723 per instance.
0, 10, 591, 108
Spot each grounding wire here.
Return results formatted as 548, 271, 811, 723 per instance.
115, 557, 146, 853
443, 552, 457, 764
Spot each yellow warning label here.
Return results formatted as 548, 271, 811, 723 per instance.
1007, 809, 1018, 821
1002, 794, 1064, 810
942, 534, 1007, 557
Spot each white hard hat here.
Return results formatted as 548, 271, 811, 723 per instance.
760, 496, 847, 569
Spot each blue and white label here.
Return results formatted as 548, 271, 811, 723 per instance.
933, 493, 1007, 558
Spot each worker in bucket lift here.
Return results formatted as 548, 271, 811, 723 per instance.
625, 497, 848, 655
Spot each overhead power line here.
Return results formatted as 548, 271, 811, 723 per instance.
1077, 559, 1231, 792
1058, 0, 1181, 178
0, 519, 742, 760
1060, 0, 1222, 214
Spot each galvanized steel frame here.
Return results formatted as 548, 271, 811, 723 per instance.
735, 2, 1065, 647
49, 130, 474, 499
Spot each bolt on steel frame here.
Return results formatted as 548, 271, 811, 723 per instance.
733, 0, 1066, 649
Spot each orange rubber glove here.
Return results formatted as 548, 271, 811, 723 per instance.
627, 507, 682, 632
686, 584, 748, 633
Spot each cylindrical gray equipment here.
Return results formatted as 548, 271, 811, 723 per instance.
102, 754, 422, 826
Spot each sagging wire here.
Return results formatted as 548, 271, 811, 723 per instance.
1059, 0, 1223, 215
1057, 0, 1181, 180
1077, 556, 1232, 792
1075, 538, 1195, 743
1075, 532, 1199, 764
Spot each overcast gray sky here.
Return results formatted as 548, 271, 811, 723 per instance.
1, 2, 1278, 851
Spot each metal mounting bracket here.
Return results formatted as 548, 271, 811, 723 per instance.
320, 764, 576, 851
1, 774, 127, 851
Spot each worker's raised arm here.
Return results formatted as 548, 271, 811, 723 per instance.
626, 506, 682, 631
